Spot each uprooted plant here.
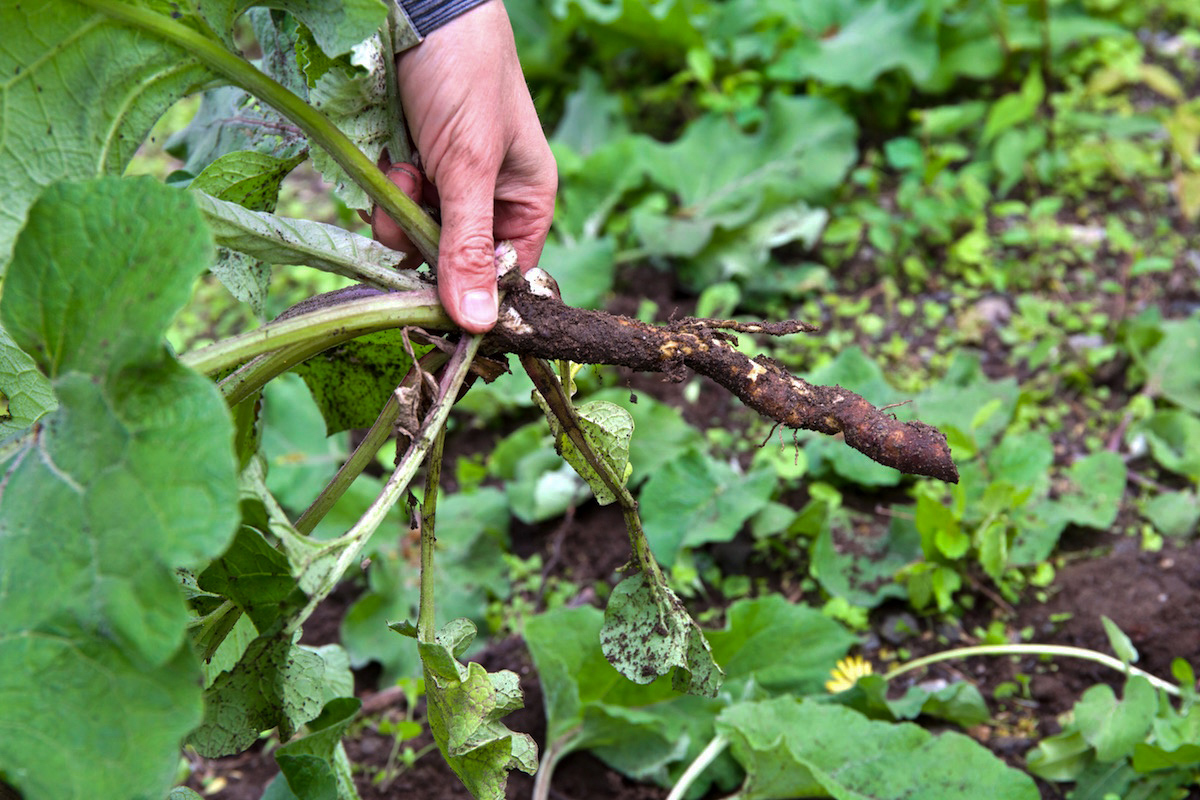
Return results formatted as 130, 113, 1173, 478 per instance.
0, 2, 957, 799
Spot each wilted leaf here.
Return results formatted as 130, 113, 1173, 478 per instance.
600, 572, 723, 696
416, 620, 537, 800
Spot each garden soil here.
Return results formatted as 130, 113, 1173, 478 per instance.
186, 508, 1200, 800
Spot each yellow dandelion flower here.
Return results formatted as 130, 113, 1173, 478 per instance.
825, 655, 874, 693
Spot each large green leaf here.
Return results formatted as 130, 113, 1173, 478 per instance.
0, 177, 239, 798
1143, 317, 1200, 414
632, 94, 856, 284
0, 2, 212, 272
525, 597, 854, 794
765, 0, 937, 89
718, 698, 1039, 800
640, 449, 777, 566
192, 0, 387, 59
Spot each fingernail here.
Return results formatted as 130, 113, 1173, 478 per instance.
461, 289, 497, 328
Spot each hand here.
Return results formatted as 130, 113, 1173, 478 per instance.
371, 0, 557, 333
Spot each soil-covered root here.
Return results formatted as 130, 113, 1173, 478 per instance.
485, 272, 958, 483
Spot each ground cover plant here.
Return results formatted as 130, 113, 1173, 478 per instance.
1, 0, 1199, 799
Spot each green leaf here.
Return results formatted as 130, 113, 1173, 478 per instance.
1143, 317, 1200, 413
585, 389, 704, 486
166, 85, 306, 179
848, 674, 990, 728
539, 398, 633, 505
811, 513, 919, 608
633, 94, 855, 275
417, 620, 538, 800
551, 69, 630, 157
639, 449, 777, 566
553, 135, 651, 240
0, 178, 239, 798
259, 374, 351, 511
306, 33, 394, 210
1135, 411, 1200, 482
600, 572, 724, 697
342, 489, 511, 683
192, 148, 308, 315
189, 634, 351, 757
193, 192, 420, 288
0, 323, 56, 437
0, 3, 212, 271
1075, 676, 1157, 762
506, 448, 592, 523
540, 236, 618, 309
292, 329, 431, 435
765, 0, 938, 90
982, 70, 1045, 144
717, 698, 1038, 800
193, 150, 308, 213
1101, 616, 1139, 665
1056, 451, 1127, 529
1143, 491, 1200, 539
272, 697, 362, 800
526, 597, 853, 794
910, 352, 1020, 445
1027, 730, 1094, 782
194, 0, 387, 59
199, 525, 308, 632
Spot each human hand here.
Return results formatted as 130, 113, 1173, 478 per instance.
371, 0, 557, 333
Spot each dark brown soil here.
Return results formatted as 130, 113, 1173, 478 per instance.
185, 500, 1200, 800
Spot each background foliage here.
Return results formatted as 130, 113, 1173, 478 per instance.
1, 0, 1199, 797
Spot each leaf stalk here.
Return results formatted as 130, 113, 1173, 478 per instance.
74, 0, 441, 263
181, 290, 450, 376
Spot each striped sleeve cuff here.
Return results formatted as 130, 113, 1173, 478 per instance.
397, 0, 493, 38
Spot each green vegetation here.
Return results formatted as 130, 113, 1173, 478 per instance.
1, 0, 1199, 799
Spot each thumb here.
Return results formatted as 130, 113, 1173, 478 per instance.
436, 169, 500, 333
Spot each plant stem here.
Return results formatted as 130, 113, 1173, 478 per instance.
666, 734, 729, 800
181, 290, 450, 376
532, 731, 580, 800
293, 350, 450, 535
883, 644, 1181, 697
417, 425, 446, 643
518, 355, 664, 584
74, 0, 441, 264
284, 334, 480, 636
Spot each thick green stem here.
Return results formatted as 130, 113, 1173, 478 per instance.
181, 290, 449, 376
883, 644, 1181, 697
293, 350, 450, 535
74, 0, 441, 264
417, 426, 446, 643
